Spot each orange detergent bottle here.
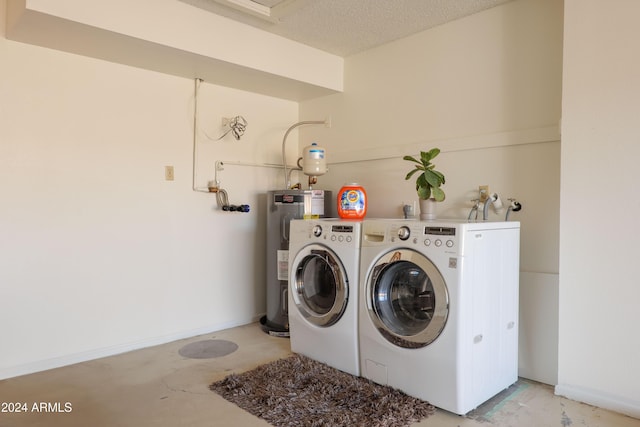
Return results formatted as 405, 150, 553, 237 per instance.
337, 183, 367, 219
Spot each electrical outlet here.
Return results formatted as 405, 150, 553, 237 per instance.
165, 166, 175, 181
479, 185, 489, 202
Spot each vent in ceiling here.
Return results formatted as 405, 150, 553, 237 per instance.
205, 0, 308, 22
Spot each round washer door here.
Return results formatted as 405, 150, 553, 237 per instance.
291, 245, 348, 327
366, 249, 449, 348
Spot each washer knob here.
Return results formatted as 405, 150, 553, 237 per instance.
312, 225, 322, 237
397, 226, 411, 241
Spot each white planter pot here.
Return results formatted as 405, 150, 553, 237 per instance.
419, 198, 437, 220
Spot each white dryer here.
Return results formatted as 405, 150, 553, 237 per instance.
359, 219, 520, 415
288, 219, 362, 376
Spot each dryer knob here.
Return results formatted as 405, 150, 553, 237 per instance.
397, 226, 411, 241
312, 225, 322, 237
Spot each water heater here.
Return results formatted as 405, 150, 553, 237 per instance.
261, 189, 333, 337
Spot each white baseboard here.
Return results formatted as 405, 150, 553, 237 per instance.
555, 383, 640, 419
0, 315, 262, 380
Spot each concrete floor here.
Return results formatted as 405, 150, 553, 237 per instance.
1, 323, 638, 427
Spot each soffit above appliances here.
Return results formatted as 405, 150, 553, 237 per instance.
179, 0, 514, 56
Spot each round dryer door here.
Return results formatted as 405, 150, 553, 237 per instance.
366, 249, 449, 348
292, 245, 348, 327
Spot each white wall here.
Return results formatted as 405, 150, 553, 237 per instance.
5, 0, 639, 418
0, 0, 299, 379
558, 0, 640, 418
301, 0, 563, 384
5, 0, 343, 100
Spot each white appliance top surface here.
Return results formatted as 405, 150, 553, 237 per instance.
364, 218, 520, 230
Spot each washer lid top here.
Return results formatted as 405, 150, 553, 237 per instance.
367, 248, 449, 348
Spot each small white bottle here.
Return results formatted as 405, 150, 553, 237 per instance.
302, 142, 327, 176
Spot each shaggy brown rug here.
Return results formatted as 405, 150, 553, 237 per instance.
210, 354, 435, 427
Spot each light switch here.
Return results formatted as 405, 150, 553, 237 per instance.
165, 166, 175, 181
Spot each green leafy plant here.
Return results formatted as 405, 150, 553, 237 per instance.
404, 148, 446, 201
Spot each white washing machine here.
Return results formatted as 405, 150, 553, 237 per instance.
288, 218, 362, 376
359, 219, 520, 415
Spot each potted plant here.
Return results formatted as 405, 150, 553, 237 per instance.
404, 148, 446, 220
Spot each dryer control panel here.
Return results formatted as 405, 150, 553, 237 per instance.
312, 224, 355, 242
307, 221, 361, 247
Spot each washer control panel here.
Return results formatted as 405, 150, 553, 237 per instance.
387, 223, 458, 253
423, 226, 456, 249
397, 226, 411, 241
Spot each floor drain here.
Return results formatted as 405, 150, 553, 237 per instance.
178, 339, 239, 359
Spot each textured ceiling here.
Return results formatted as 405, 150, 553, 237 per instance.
180, 0, 513, 57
